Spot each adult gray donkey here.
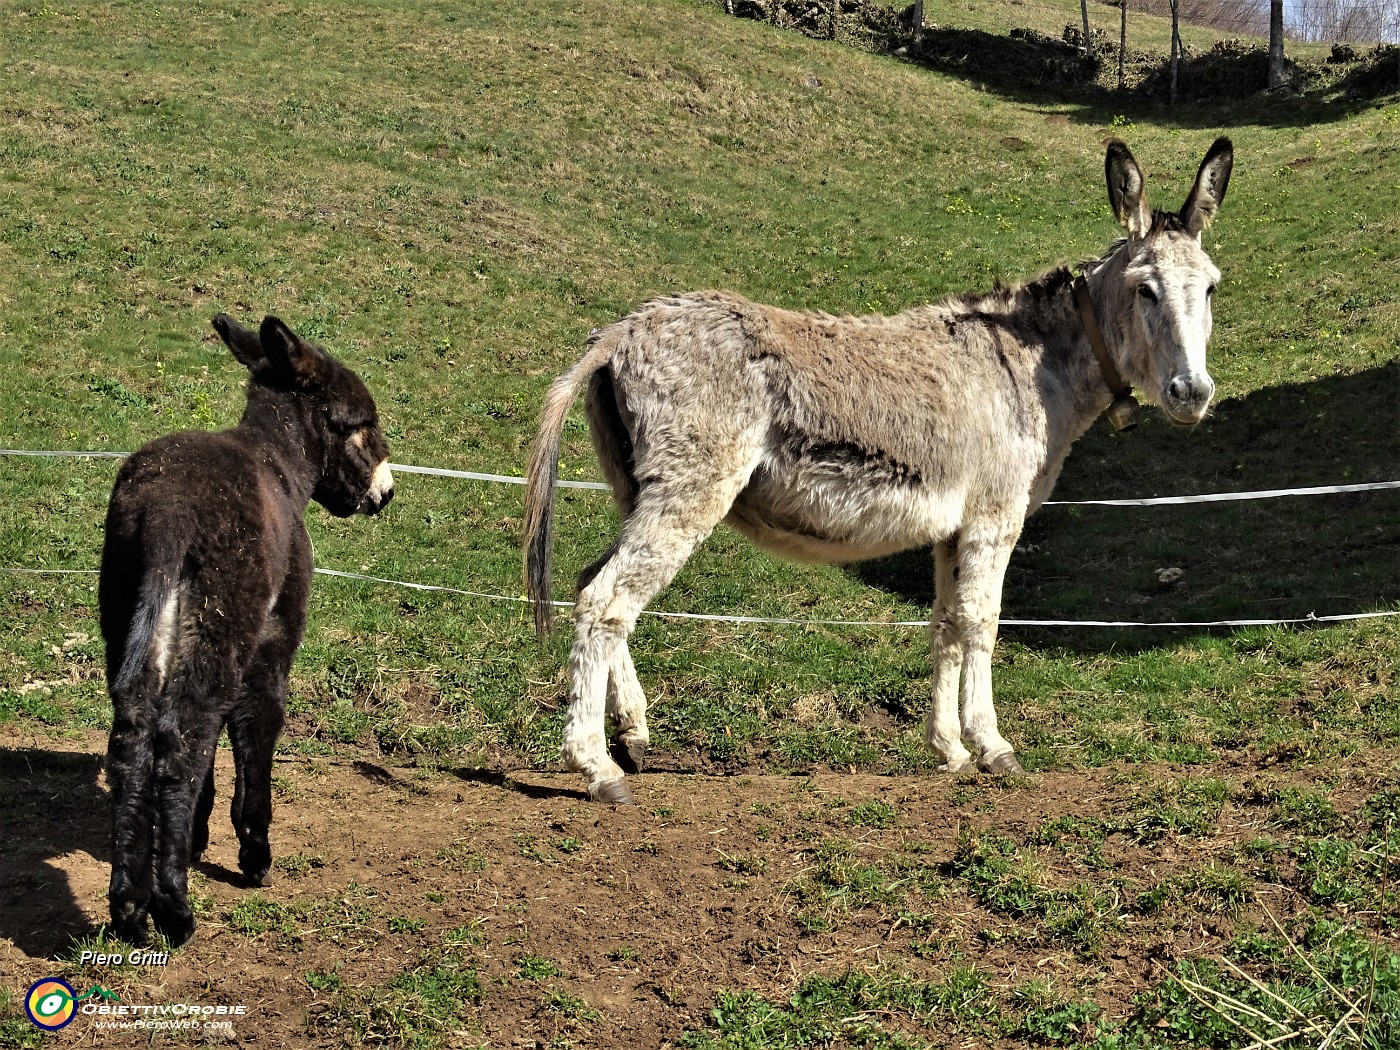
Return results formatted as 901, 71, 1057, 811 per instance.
525, 137, 1233, 804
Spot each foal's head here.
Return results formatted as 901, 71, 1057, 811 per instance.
213, 314, 395, 516
1104, 137, 1233, 426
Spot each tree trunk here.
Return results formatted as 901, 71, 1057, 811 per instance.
913, 0, 924, 52
1169, 0, 1180, 104
1118, 0, 1127, 90
1080, 0, 1095, 57
1268, 0, 1286, 89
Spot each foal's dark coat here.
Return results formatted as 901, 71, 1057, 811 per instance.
99, 314, 393, 946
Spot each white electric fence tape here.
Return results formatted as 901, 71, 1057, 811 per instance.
2, 449, 1397, 629
3, 566, 1396, 629
5, 449, 1400, 504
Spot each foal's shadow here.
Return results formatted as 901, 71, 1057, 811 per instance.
852, 363, 1400, 655
0, 748, 110, 958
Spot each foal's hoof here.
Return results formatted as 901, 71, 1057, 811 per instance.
978, 752, 1025, 775
589, 779, 637, 806
110, 915, 149, 948
150, 904, 196, 949
609, 736, 648, 776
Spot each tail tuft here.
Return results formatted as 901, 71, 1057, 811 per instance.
523, 330, 619, 636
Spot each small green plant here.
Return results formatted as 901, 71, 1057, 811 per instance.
305, 968, 343, 993
516, 955, 564, 981
848, 798, 898, 828
275, 852, 327, 878
544, 988, 599, 1021
715, 851, 768, 876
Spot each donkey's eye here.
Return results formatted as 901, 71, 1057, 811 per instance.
1137, 285, 1159, 304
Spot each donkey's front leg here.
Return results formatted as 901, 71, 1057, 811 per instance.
924, 537, 973, 773
953, 522, 1025, 775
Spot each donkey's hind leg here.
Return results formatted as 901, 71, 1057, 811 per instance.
579, 543, 650, 776
606, 648, 649, 775
565, 466, 755, 803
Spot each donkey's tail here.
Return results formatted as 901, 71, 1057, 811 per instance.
524, 328, 621, 636
107, 517, 193, 697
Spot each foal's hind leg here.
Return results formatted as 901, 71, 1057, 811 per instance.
565, 467, 755, 803
107, 694, 158, 943
148, 657, 236, 947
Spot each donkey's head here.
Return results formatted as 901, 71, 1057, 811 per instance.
1104, 137, 1233, 425
212, 314, 395, 517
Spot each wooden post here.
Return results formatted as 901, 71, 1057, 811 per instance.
1169, 0, 1180, 104
1268, 0, 1286, 89
1080, 0, 1095, 58
1118, 0, 1127, 90
831, 0, 840, 39
913, 0, 924, 52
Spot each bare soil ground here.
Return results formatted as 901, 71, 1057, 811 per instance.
2, 727, 1396, 1047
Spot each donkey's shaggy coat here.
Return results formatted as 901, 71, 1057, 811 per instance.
526, 138, 1233, 804
100, 315, 394, 945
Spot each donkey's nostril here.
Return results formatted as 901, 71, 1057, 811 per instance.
1169, 377, 1189, 402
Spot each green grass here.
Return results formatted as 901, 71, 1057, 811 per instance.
0, 1, 1398, 1047
312, 952, 487, 1048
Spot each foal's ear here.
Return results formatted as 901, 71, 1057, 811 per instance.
212, 313, 267, 371
259, 316, 328, 388
1105, 139, 1152, 240
1180, 136, 1233, 239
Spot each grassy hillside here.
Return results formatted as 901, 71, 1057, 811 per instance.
0, 0, 1397, 1045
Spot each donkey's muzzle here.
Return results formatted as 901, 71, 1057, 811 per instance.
1163, 373, 1214, 425
359, 460, 395, 515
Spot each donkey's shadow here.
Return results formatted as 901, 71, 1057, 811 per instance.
853, 361, 1400, 654
0, 748, 110, 958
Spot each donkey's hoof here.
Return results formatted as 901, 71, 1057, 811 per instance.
936, 755, 975, 774
589, 779, 637, 806
977, 752, 1025, 775
609, 736, 648, 776
243, 868, 273, 888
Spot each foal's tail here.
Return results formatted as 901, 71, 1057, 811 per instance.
523, 328, 620, 636
114, 571, 177, 695
105, 517, 193, 698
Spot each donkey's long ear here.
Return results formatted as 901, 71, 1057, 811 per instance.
1180, 136, 1233, 239
212, 314, 267, 371
1105, 139, 1152, 240
259, 316, 328, 388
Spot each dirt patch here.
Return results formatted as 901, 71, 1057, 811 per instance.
1, 729, 1396, 1046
